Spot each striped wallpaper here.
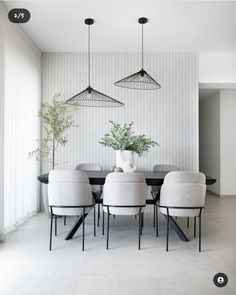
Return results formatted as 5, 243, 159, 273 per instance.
42, 52, 199, 173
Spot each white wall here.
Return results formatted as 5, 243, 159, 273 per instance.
42, 52, 199, 172
200, 89, 236, 196
199, 53, 236, 83
220, 90, 236, 195
0, 3, 41, 234
199, 92, 221, 194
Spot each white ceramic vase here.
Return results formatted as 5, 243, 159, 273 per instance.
116, 150, 135, 169
122, 160, 137, 173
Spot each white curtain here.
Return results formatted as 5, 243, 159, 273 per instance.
0, 3, 41, 235
0, 12, 4, 241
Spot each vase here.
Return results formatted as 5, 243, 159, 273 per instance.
122, 160, 137, 173
116, 150, 135, 168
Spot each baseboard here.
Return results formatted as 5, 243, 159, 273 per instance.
207, 189, 236, 198
220, 194, 236, 198
206, 189, 220, 197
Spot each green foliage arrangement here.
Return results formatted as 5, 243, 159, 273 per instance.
29, 94, 78, 169
99, 121, 159, 156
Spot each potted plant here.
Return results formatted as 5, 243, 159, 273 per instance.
29, 94, 78, 169
29, 94, 78, 215
99, 121, 159, 170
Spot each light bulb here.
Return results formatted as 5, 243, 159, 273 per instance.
87, 92, 92, 99
139, 74, 145, 81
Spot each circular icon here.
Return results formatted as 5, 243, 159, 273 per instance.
213, 273, 228, 288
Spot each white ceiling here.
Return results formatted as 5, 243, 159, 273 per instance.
4, 1, 236, 52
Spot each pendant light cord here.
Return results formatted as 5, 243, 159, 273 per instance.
88, 23, 91, 86
141, 23, 144, 69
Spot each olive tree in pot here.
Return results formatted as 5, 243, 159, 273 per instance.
29, 94, 78, 215
99, 121, 159, 171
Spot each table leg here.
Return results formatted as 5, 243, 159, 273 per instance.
165, 216, 189, 242
65, 214, 88, 240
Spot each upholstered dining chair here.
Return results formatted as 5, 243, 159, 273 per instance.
103, 172, 147, 250
151, 164, 179, 228
48, 170, 95, 251
157, 171, 206, 252
75, 163, 103, 226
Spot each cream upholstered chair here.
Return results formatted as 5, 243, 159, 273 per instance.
48, 170, 94, 251
151, 164, 179, 228
157, 171, 206, 252
103, 172, 147, 250
75, 163, 102, 226
151, 164, 179, 198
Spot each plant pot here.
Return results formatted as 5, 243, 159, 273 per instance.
116, 150, 134, 168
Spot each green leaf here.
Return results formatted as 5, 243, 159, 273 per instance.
99, 121, 159, 156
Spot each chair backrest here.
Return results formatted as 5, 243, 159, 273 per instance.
48, 170, 93, 216
75, 163, 102, 192
160, 171, 206, 217
75, 163, 102, 171
153, 164, 179, 172
103, 172, 147, 215
152, 164, 179, 192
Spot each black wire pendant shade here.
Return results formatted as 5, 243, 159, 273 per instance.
66, 18, 124, 108
114, 17, 161, 90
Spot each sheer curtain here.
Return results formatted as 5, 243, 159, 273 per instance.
0, 3, 41, 235
0, 12, 4, 241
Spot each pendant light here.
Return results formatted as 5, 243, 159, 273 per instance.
114, 17, 161, 90
66, 18, 124, 107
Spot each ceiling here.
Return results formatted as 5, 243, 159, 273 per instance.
4, 1, 236, 52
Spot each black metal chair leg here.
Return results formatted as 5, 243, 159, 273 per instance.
156, 206, 159, 237
138, 210, 141, 250
187, 217, 189, 228
93, 205, 96, 237
82, 208, 85, 251
64, 216, 66, 226
194, 217, 196, 238
49, 210, 53, 251
97, 204, 100, 227
106, 210, 110, 250
141, 213, 143, 235
153, 205, 156, 227
102, 210, 105, 235
199, 214, 202, 252
166, 209, 170, 251
55, 215, 57, 236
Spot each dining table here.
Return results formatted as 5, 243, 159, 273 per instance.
38, 170, 216, 242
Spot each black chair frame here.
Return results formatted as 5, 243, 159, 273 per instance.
49, 204, 95, 251
92, 190, 103, 227
103, 205, 146, 250
156, 204, 204, 252
151, 190, 160, 227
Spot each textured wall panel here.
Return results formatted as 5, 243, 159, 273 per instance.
42, 52, 199, 173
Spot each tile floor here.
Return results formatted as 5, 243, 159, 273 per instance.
0, 192, 235, 295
